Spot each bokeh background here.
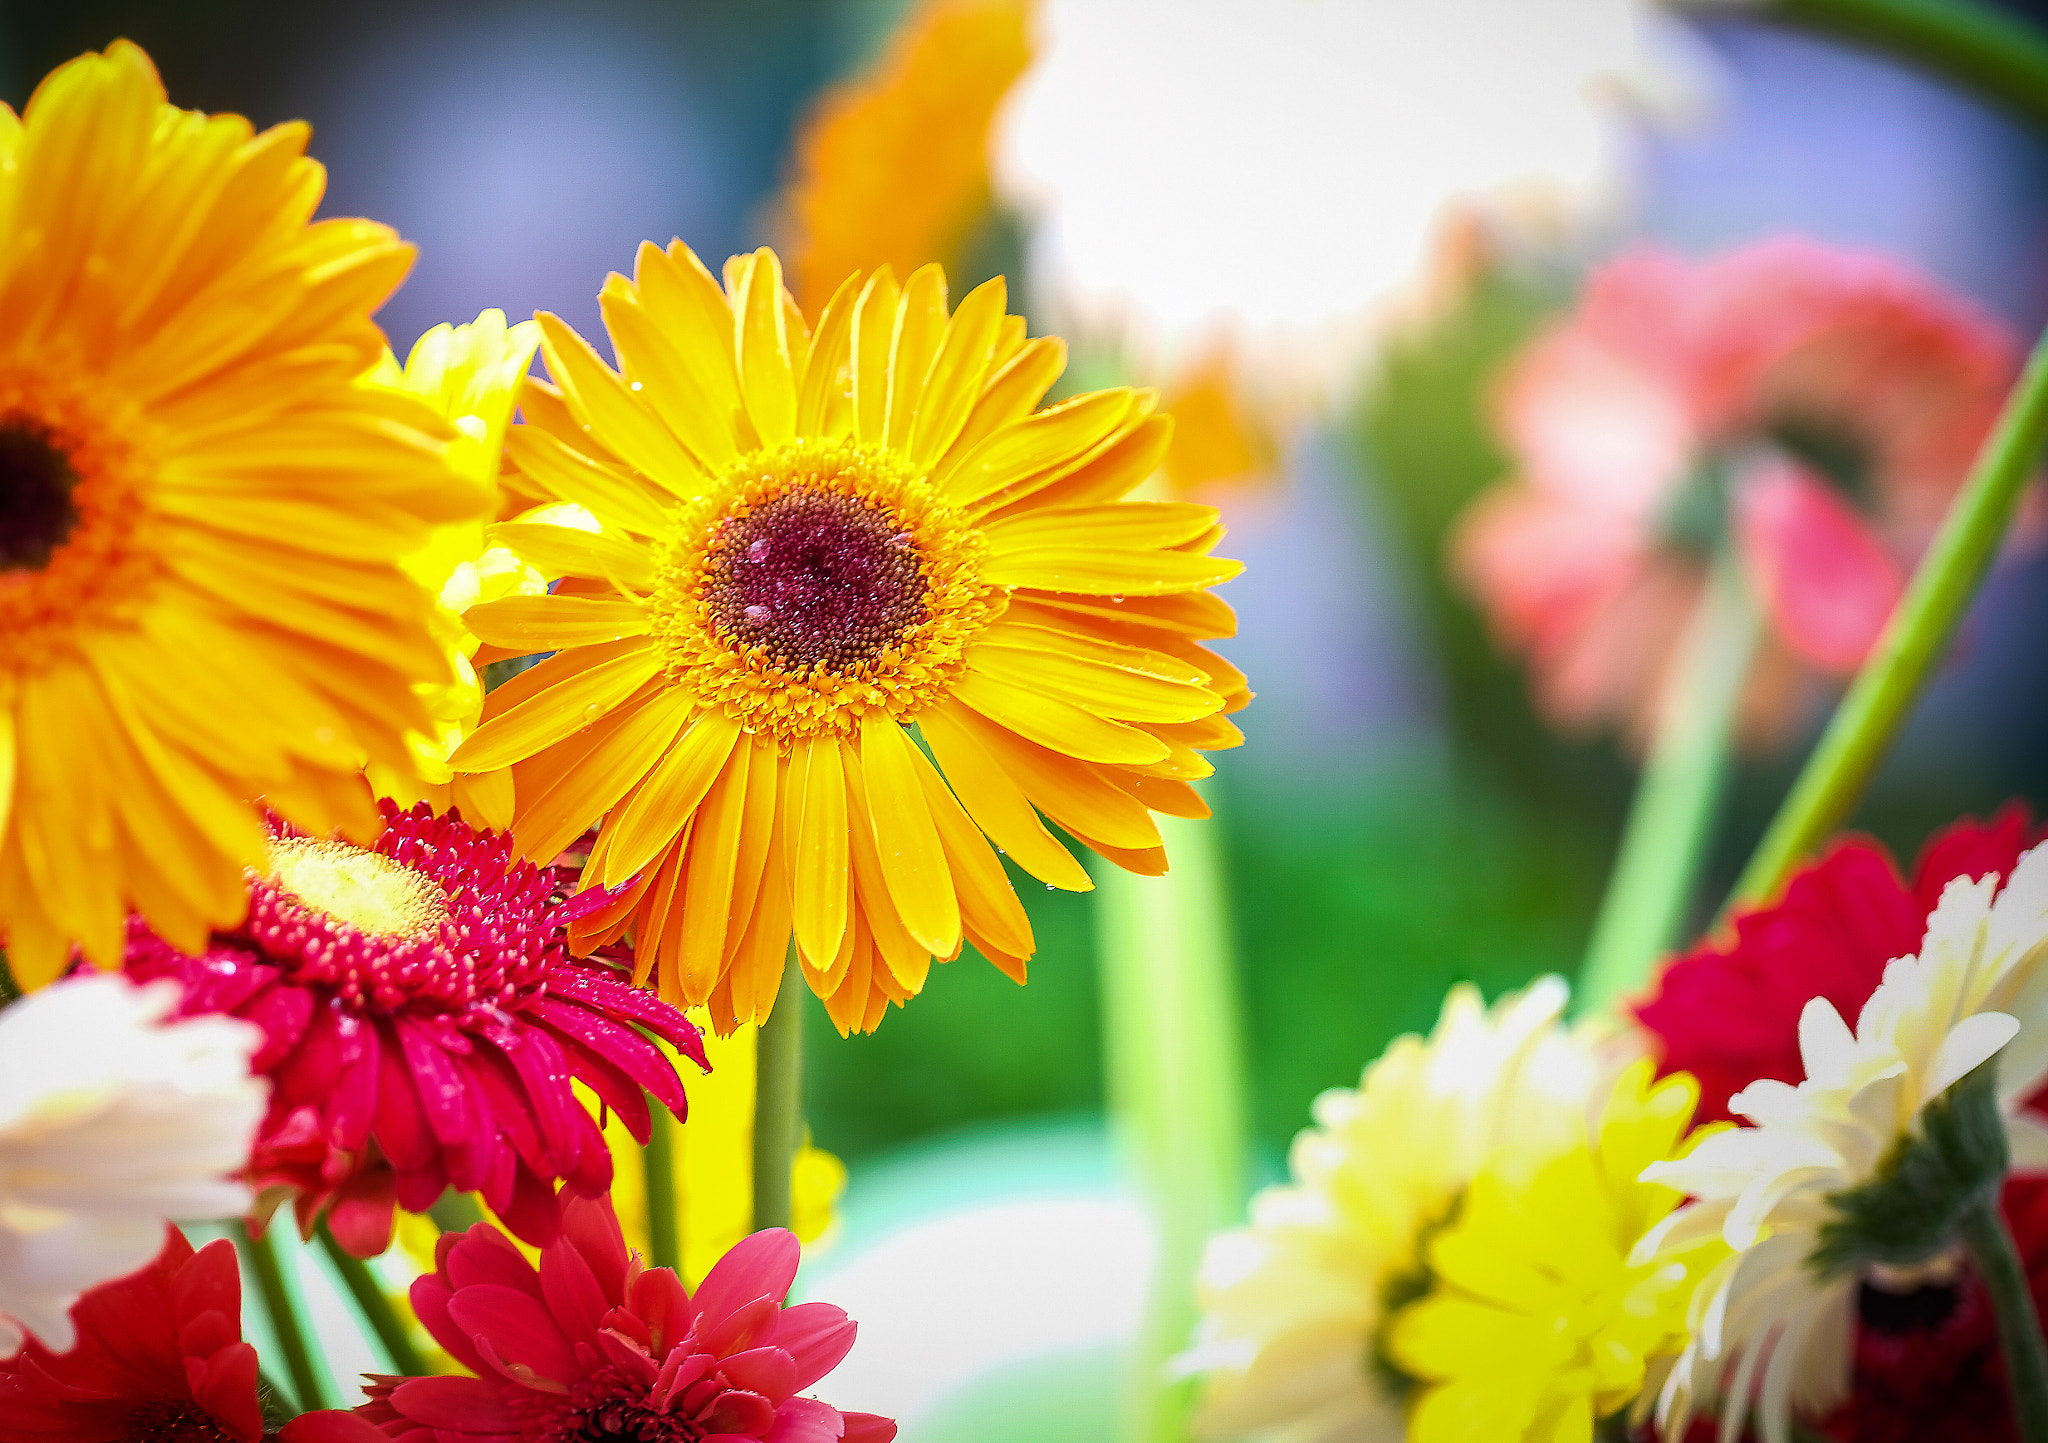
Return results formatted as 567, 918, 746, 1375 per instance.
11, 1, 2048, 1435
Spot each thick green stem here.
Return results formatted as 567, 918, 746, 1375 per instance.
751, 942, 805, 1233
1728, 0, 2048, 135
231, 1220, 333, 1411
1095, 803, 1249, 1443
645, 1105, 681, 1271
315, 1221, 427, 1377
1576, 548, 1758, 1017
1959, 1196, 2048, 1443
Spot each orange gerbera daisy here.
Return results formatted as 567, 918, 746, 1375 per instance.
452, 245, 1246, 1034
0, 44, 483, 987
780, 0, 1033, 311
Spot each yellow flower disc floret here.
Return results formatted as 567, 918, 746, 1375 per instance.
654, 438, 1001, 740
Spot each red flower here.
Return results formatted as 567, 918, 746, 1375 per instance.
1453, 240, 2023, 748
0, 1225, 378, 1443
355, 1191, 896, 1443
1634, 801, 2048, 1124
1633, 803, 2048, 1443
123, 800, 709, 1257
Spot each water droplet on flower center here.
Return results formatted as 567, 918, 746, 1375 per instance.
0, 414, 80, 572
268, 836, 449, 940
704, 485, 926, 672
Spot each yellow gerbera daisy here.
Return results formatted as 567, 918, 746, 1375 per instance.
366, 308, 545, 830
780, 0, 1033, 311
1386, 1062, 1726, 1443
0, 43, 485, 987
452, 243, 1246, 1034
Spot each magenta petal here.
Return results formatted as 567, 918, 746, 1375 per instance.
549, 966, 710, 1074
702, 1297, 781, 1360
449, 1284, 579, 1387
772, 1304, 856, 1389
395, 1017, 483, 1150
538, 1220, 611, 1343
717, 1346, 798, 1403
391, 1376, 521, 1430
691, 1230, 800, 1330
698, 1389, 778, 1436
528, 999, 676, 1136
628, 1266, 696, 1355
370, 1022, 437, 1171
485, 1025, 584, 1175
761, 1396, 846, 1443
445, 1224, 543, 1297
838, 1411, 898, 1443
559, 1192, 631, 1303
170, 1239, 243, 1333
1737, 461, 1903, 674
410, 1274, 487, 1376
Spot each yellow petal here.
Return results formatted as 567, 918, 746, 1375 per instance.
982, 545, 1244, 596
884, 263, 948, 450
917, 703, 1092, 891
965, 639, 1220, 725
536, 310, 705, 494
465, 595, 652, 650
950, 669, 1170, 766
907, 275, 1006, 467
734, 248, 798, 448
506, 415, 681, 538
788, 736, 851, 966
598, 710, 744, 886
858, 712, 960, 956
850, 267, 901, 444
795, 271, 861, 438
451, 645, 662, 771
488, 521, 657, 593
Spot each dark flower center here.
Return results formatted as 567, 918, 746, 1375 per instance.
0, 414, 80, 572
705, 486, 926, 672
1768, 411, 1875, 507
123, 1398, 237, 1442
1858, 1275, 1964, 1336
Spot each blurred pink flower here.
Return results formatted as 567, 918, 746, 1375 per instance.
1454, 239, 2022, 746
357, 1192, 896, 1443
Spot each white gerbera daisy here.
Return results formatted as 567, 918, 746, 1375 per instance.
1183, 976, 1611, 1442
1636, 842, 2048, 1443
0, 973, 266, 1355
997, 0, 1708, 408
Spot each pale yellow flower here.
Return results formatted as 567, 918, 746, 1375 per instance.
365, 310, 544, 830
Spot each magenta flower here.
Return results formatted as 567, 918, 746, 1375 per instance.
122, 800, 708, 1257
356, 1191, 896, 1443
1453, 239, 2024, 747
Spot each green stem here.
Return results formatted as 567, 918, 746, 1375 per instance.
1576, 547, 1758, 1017
750, 942, 805, 1233
231, 1220, 333, 1411
1729, 0, 2048, 135
257, 1369, 299, 1428
1095, 802, 1249, 1443
1959, 1195, 2048, 1443
646, 1103, 681, 1270
1729, 317, 2048, 909
315, 1220, 427, 1377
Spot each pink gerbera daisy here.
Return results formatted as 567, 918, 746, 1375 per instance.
122, 800, 708, 1257
1453, 238, 2023, 747
355, 1190, 896, 1443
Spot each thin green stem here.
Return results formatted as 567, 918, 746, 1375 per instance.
257, 1369, 299, 1428
750, 941, 805, 1233
231, 1220, 333, 1411
426, 1189, 483, 1234
1730, 317, 2048, 909
1959, 1195, 2048, 1443
1576, 547, 1758, 1017
1727, 0, 2048, 135
645, 1104, 681, 1270
315, 1220, 427, 1377
1095, 802, 1249, 1443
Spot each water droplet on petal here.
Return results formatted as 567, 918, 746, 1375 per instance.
745, 604, 772, 623
629, 379, 644, 391
747, 538, 772, 562
582, 703, 602, 723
